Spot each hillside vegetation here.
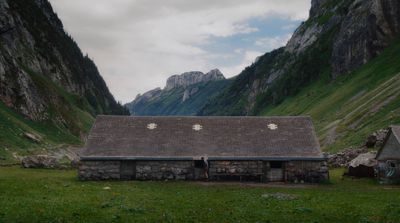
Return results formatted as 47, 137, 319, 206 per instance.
263, 38, 400, 152
0, 67, 97, 162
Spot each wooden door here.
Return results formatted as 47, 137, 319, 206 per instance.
267, 161, 284, 182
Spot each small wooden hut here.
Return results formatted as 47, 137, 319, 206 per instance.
376, 126, 400, 184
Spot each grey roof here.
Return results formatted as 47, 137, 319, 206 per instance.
80, 116, 324, 161
376, 125, 400, 160
392, 126, 400, 142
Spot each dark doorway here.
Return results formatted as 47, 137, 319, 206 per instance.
194, 160, 207, 180
120, 161, 136, 180
267, 161, 284, 182
270, 161, 283, 168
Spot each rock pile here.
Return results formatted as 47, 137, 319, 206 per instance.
22, 155, 59, 169
365, 129, 388, 148
21, 147, 80, 169
328, 128, 389, 167
328, 148, 368, 168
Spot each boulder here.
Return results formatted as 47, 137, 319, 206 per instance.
21, 155, 59, 168
23, 132, 42, 143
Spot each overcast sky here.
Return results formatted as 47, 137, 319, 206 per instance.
49, 0, 311, 103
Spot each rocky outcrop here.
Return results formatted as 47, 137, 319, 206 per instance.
0, 0, 127, 124
182, 87, 199, 102
165, 69, 224, 91
331, 0, 400, 77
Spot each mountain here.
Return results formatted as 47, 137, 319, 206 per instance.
125, 69, 232, 115
198, 0, 400, 151
124, 0, 400, 152
200, 0, 400, 116
0, 0, 128, 161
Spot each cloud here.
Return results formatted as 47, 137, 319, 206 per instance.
49, 0, 310, 102
220, 51, 264, 77
255, 34, 293, 51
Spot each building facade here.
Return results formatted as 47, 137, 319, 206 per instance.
79, 116, 329, 183
376, 126, 400, 184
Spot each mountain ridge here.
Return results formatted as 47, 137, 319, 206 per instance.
125, 69, 230, 116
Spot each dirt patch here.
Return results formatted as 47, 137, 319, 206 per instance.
261, 193, 299, 200
192, 181, 319, 189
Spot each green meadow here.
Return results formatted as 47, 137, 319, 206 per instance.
1, 167, 399, 223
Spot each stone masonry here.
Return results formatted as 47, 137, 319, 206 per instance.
79, 160, 329, 183
79, 161, 120, 180
79, 161, 195, 181
285, 161, 329, 183
136, 161, 194, 180
209, 161, 263, 181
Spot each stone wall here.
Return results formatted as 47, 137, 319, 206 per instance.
285, 161, 329, 183
136, 161, 194, 180
209, 161, 264, 181
79, 161, 120, 180
78, 160, 329, 183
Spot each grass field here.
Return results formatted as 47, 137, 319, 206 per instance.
0, 167, 400, 223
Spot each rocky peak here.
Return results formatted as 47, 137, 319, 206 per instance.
165, 69, 224, 90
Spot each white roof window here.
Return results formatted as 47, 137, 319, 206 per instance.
147, 123, 158, 130
268, 123, 278, 130
193, 124, 203, 131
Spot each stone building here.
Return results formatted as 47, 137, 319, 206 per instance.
79, 116, 329, 183
376, 126, 400, 184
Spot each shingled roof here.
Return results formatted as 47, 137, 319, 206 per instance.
392, 126, 400, 142
376, 125, 400, 160
80, 116, 324, 161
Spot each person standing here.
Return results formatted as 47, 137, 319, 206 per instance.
201, 157, 209, 180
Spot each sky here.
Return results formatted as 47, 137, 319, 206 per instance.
48, 0, 311, 103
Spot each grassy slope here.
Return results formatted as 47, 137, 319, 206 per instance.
262, 39, 400, 152
0, 67, 95, 164
0, 167, 399, 223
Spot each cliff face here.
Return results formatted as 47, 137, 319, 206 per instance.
165, 69, 224, 90
200, 0, 400, 116
125, 69, 230, 116
0, 0, 127, 127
